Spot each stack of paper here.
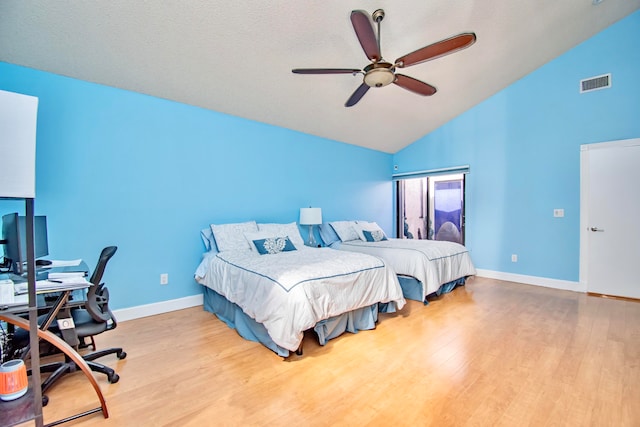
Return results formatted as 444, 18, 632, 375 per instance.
48, 259, 83, 267
35, 280, 67, 291
36, 273, 90, 291
48, 272, 86, 281
13, 282, 28, 294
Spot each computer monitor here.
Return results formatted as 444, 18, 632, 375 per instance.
1, 212, 49, 274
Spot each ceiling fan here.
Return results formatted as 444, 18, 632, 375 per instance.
292, 9, 476, 107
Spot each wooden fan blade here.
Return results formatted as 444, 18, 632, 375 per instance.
394, 74, 437, 96
350, 10, 380, 62
345, 83, 370, 107
395, 33, 476, 68
292, 68, 361, 74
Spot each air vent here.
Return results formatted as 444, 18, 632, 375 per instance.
580, 73, 611, 93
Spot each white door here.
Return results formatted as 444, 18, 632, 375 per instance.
581, 139, 640, 299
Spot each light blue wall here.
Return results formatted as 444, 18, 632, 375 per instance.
393, 11, 640, 281
0, 64, 394, 310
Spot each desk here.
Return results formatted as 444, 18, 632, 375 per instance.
0, 261, 109, 425
1, 261, 90, 349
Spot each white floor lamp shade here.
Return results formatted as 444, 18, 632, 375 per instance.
0, 90, 39, 198
299, 207, 322, 247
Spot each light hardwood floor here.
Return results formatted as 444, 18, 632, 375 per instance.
32, 277, 640, 426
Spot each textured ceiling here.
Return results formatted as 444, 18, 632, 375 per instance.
1, 1, 638, 153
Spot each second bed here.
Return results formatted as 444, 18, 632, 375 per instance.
320, 220, 476, 303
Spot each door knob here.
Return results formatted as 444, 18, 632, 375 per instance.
590, 227, 604, 232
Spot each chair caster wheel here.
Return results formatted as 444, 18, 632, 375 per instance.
108, 373, 120, 384
117, 351, 127, 359
42, 395, 49, 407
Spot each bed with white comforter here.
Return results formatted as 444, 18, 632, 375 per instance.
339, 238, 476, 298
195, 221, 405, 356
321, 221, 476, 302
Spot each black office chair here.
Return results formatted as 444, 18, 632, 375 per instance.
17, 246, 126, 399
70, 281, 127, 383
76, 245, 120, 351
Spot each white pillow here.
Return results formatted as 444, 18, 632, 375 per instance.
353, 221, 386, 241
257, 222, 305, 248
329, 221, 359, 242
210, 221, 258, 252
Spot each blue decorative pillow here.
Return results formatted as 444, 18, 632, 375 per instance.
252, 236, 297, 255
200, 228, 218, 252
363, 230, 387, 242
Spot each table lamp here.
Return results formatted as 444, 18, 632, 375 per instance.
299, 207, 322, 247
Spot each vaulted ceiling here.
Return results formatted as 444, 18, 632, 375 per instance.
1, 1, 638, 153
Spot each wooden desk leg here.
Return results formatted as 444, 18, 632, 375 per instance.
0, 313, 109, 419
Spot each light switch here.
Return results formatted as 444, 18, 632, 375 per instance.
553, 209, 564, 218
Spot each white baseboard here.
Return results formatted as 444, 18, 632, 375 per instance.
475, 269, 586, 293
113, 294, 203, 323
112, 271, 583, 322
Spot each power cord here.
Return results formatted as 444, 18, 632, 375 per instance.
0, 322, 22, 363
0, 323, 7, 364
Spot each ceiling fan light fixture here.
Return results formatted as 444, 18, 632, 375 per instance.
364, 68, 395, 87
363, 62, 395, 88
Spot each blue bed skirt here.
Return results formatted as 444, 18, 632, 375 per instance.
397, 275, 467, 304
202, 287, 399, 357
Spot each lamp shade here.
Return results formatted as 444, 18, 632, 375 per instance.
0, 90, 39, 198
299, 207, 322, 225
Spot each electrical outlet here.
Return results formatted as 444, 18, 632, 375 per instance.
160, 273, 169, 285
511, 254, 518, 262
553, 209, 564, 218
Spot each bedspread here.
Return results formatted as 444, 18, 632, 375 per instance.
195, 247, 405, 351
338, 238, 476, 298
